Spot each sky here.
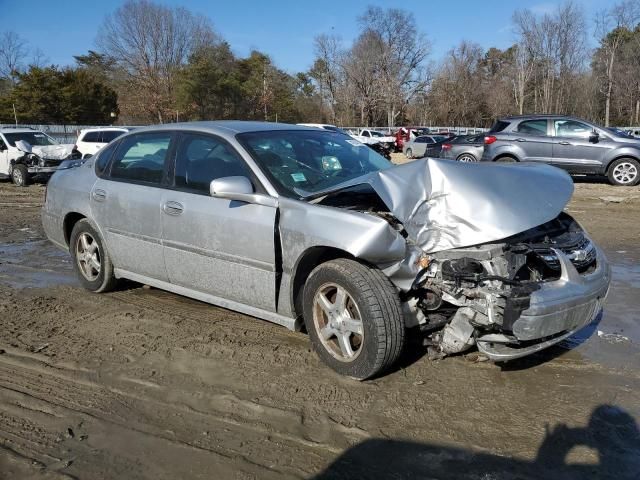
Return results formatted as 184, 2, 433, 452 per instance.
0, 0, 604, 74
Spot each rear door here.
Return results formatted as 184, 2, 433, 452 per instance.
511, 119, 553, 162
90, 131, 174, 281
551, 119, 612, 173
161, 132, 278, 312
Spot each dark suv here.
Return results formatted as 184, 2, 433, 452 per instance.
481, 115, 640, 186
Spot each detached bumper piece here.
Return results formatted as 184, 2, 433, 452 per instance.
476, 247, 610, 361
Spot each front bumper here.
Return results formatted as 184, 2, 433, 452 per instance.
28, 166, 58, 174
477, 246, 611, 361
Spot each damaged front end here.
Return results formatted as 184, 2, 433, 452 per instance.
311, 158, 611, 361
14, 140, 81, 175
408, 213, 610, 360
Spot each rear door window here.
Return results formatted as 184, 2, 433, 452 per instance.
516, 120, 548, 136
109, 133, 172, 185
82, 131, 101, 143
100, 130, 126, 143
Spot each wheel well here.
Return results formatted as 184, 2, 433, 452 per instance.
457, 152, 476, 160
604, 155, 639, 174
291, 246, 354, 320
63, 212, 86, 246
494, 153, 518, 162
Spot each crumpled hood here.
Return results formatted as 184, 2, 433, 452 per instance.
324, 158, 574, 253
16, 141, 75, 160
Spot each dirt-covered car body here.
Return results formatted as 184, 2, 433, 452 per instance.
42, 121, 611, 375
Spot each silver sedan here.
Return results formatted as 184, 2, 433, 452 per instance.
402, 135, 447, 158
42, 122, 610, 379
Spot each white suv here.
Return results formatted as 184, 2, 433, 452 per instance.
76, 127, 129, 158
0, 128, 79, 186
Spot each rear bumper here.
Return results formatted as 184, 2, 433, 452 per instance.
28, 166, 58, 174
477, 246, 611, 361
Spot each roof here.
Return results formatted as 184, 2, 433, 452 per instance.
80, 127, 129, 132
499, 114, 585, 121
136, 120, 316, 135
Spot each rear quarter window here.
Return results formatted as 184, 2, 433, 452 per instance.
489, 121, 510, 133
81, 131, 101, 142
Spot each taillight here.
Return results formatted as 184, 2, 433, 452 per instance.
441, 143, 452, 151
484, 135, 497, 145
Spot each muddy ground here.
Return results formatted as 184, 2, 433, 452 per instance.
0, 170, 639, 479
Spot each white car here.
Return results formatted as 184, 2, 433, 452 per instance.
0, 128, 79, 186
76, 127, 129, 158
348, 128, 395, 146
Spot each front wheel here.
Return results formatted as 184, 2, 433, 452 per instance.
303, 259, 405, 380
11, 164, 30, 186
608, 158, 640, 186
69, 219, 117, 293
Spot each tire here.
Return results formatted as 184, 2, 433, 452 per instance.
607, 158, 640, 186
457, 153, 477, 163
11, 164, 30, 186
303, 258, 405, 380
495, 156, 517, 163
69, 219, 117, 293
405, 148, 412, 159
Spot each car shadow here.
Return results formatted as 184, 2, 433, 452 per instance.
311, 404, 640, 480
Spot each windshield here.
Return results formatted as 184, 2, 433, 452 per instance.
370, 131, 385, 137
237, 130, 392, 198
4, 131, 57, 147
431, 135, 447, 142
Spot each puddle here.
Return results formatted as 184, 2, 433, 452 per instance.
0, 240, 77, 288
0, 239, 638, 370
557, 249, 640, 370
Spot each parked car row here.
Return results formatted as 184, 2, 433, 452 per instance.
0, 126, 131, 186
397, 115, 640, 186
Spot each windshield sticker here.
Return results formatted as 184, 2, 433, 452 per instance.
346, 139, 364, 147
291, 172, 307, 182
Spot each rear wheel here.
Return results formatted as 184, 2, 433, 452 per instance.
11, 164, 30, 186
70, 219, 117, 293
405, 148, 413, 159
303, 259, 405, 380
457, 153, 477, 163
608, 158, 639, 186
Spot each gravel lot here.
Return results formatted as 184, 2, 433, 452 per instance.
0, 166, 639, 479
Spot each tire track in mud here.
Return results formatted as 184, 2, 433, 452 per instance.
0, 349, 359, 478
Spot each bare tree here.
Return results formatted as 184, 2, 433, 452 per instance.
311, 34, 343, 123
97, 0, 217, 123
594, 0, 640, 126
511, 42, 534, 114
513, 2, 586, 114
0, 31, 28, 84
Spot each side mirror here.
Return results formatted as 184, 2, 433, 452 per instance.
0, 143, 6, 151
209, 176, 277, 208
589, 131, 600, 143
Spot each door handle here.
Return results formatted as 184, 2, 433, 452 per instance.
91, 189, 106, 202
162, 201, 184, 216
515, 138, 527, 142
558, 141, 571, 145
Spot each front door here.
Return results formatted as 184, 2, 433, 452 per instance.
161, 132, 278, 312
90, 131, 174, 281
551, 119, 612, 173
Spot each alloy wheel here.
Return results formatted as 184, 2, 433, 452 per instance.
612, 162, 638, 185
75, 232, 101, 281
458, 154, 477, 163
312, 283, 364, 362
